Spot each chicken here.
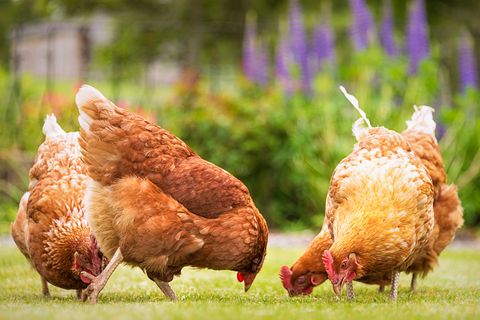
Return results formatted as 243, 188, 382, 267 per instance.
279, 222, 331, 296
281, 105, 464, 298
75, 85, 269, 303
10, 115, 105, 298
321, 87, 434, 301
280, 221, 392, 296
401, 106, 464, 290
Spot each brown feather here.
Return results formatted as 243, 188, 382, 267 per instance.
402, 128, 464, 277
77, 86, 269, 285
11, 121, 103, 291
325, 127, 434, 279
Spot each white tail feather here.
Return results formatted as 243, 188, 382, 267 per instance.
42, 114, 65, 137
352, 118, 368, 141
75, 85, 108, 133
75, 85, 107, 108
339, 86, 372, 141
406, 105, 436, 136
339, 86, 372, 129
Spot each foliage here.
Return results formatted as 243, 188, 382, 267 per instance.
0, 45, 479, 230
0, 245, 479, 319
164, 48, 480, 228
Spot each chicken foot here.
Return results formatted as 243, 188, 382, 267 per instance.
346, 281, 355, 301
410, 273, 417, 292
81, 248, 124, 304
41, 277, 50, 297
153, 278, 177, 301
390, 270, 400, 301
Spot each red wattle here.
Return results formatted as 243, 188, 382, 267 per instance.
237, 272, 244, 282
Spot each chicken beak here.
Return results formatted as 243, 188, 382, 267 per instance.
332, 279, 344, 297
242, 273, 257, 292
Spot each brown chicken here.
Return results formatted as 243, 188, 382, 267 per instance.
280, 223, 331, 296
401, 106, 463, 290
280, 220, 392, 296
321, 87, 434, 301
11, 115, 105, 298
280, 106, 464, 297
281, 105, 463, 299
75, 85, 268, 303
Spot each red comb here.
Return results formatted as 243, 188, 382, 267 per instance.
322, 250, 336, 281
237, 272, 244, 282
279, 266, 293, 290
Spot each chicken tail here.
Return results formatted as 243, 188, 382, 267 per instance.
75, 85, 109, 134
352, 118, 369, 141
43, 114, 66, 138
75, 85, 140, 185
405, 105, 436, 136
339, 86, 372, 141
75, 84, 195, 187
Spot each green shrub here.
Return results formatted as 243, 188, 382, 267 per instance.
0, 47, 478, 231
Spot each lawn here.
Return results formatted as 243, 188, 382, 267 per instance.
0, 244, 479, 320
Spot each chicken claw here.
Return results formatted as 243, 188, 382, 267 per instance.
81, 279, 101, 304
81, 248, 124, 304
153, 279, 177, 301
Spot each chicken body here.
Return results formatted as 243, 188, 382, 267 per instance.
283, 106, 462, 298
11, 115, 104, 296
323, 123, 434, 300
401, 106, 463, 288
76, 86, 268, 302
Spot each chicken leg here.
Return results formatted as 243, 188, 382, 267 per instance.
81, 248, 124, 304
153, 278, 177, 301
410, 273, 417, 292
378, 284, 385, 293
346, 281, 355, 301
41, 277, 50, 297
390, 270, 400, 301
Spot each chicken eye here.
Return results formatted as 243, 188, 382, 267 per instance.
341, 261, 348, 269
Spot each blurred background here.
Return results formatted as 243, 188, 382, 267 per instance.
0, 0, 479, 233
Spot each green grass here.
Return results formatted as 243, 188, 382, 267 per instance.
0, 245, 479, 319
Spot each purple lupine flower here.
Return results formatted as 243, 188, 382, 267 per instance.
459, 33, 478, 92
288, 0, 311, 94
350, 0, 375, 51
406, 0, 430, 74
242, 16, 257, 82
380, 0, 397, 56
276, 35, 294, 95
254, 42, 269, 86
436, 122, 446, 140
311, 21, 335, 71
